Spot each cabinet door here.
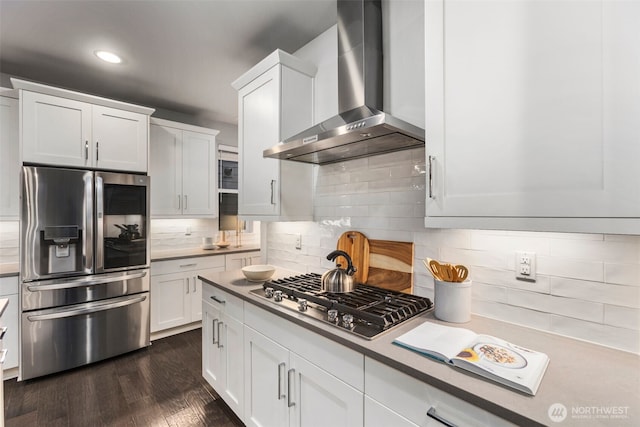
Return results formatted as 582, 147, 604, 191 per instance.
0, 96, 19, 218
202, 300, 223, 391
221, 315, 244, 418
150, 124, 183, 216
225, 251, 261, 270
150, 272, 191, 332
238, 66, 281, 216
425, 0, 640, 232
22, 91, 92, 167
182, 130, 216, 216
92, 105, 148, 172
0, 277, 19, 371
289, 352, 364, 427
244, 326, 289, 427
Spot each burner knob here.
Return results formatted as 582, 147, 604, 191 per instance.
265, 287, 274, 298
273, 290, 283, 302
342, 314, 354, 329
327, 309, 338, 322
298, 299, 308, 312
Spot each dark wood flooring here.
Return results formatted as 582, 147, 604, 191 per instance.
3, 329, 245, 427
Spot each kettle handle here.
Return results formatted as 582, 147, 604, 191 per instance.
326, 250, 356, 276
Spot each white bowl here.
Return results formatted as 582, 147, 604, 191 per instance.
242, 265, 275, 282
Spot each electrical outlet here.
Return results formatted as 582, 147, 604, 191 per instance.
295, 233, 302, 250
515, 251, 536, 281
185, 226, 191, 236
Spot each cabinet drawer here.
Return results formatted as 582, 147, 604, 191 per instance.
365, 357, 515, 427
151, 255, 225, 276
202, 284, 243, 321
0, 276, 18, 296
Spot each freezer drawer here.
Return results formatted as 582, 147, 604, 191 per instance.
22, 269, 149, 311
20, 292, 150, 380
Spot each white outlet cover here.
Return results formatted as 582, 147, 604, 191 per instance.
515, 251, 536, 281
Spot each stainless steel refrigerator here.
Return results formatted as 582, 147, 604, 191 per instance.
20, 166, 151, 380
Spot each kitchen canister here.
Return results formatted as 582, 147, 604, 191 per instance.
434, 279, 471, 323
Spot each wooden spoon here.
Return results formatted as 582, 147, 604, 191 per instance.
454, 265, 469, 282
423, 258, 443, 281
439, 263, 455, 282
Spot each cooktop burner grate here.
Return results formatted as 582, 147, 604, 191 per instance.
252, 273, 433, 339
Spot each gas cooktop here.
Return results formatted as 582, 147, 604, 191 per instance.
250, 273, 433, 340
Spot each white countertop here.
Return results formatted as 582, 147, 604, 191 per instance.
199, 267, 640, 427
151, 245, 260, 262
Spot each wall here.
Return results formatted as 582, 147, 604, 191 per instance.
264, 0, 640, 354
266, 148, 640, 354
150, 218, 259, 252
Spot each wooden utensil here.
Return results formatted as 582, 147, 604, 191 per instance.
422, 258, 442, 281
366, 239, 414, 293
336, 231, 370, 284
454, 264, 469, 282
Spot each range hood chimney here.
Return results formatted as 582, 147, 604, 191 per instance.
263, 0, 425, 165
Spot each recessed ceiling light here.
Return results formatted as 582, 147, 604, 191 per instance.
94, 50, 122, 64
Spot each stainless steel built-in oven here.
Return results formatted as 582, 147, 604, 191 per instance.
20, 166, 150, 380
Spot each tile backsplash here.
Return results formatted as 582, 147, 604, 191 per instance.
266, 147, 640, 354
0, 218, 260, 265
150, 218, 260, 251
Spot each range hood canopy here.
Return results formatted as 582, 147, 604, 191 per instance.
263, 0, 425, 165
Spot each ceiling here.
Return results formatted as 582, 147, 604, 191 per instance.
0, 0, 337, 127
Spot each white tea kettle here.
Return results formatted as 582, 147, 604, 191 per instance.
321, 250, 357, 293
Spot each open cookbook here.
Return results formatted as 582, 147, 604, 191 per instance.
393, 321, 550, 395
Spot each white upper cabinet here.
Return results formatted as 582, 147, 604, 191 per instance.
15, 79, 153, 173
0, 93, 19, 218
425, 0, 640, 234
232, 50, 316, 221
149, 118, 218, 217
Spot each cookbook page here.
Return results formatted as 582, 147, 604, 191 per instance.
393, 321, 478, 362
451, 334, 550, 395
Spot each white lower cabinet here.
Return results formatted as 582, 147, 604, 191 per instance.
150, 256, 225, 333
0, 276, 18, 372
364, 357, 515, 427
243, 305, 364, 427
365, 396, 420, 427
225, 250, 261, 270
202, 285, 244, 418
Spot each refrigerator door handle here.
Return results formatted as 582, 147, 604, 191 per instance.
26, 271, 147, 292
94, 174, 104, 271
26, 294, 147, 322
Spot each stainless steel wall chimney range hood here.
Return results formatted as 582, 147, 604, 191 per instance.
263, 0, 425, 165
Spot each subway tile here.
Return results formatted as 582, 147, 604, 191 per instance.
550, 315, 640, 354
507, 289, 604, 322
470, 232, 550, 255
440, 247, 509, 270
350, 168, 390, 183
604, 305, 640, 330
604, 263, 640, 287
335, 205, 369, 217
439, 229, 472, 249
369, 204, 417, 218
551, 277, 640, 308
472, 266, 551, 294
550, 238, 639, 263
536, 255, 603, 282
350, 192, 390, 206
387, 217, 425, 231
388, 190, 424, 205
316, 172, 351, 187
472, 300, 553, 331
471, 282, 507, 303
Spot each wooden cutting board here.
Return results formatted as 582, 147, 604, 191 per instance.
336, 231, 370, 284
366, 239, 414, 294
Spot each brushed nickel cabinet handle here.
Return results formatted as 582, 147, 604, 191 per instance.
428, 155, 435, 199
217, 321, 224, 348
96, 141, 99, 162
85, 141, 89, 160
287, 368, 296, 407
277, 362, 286, 400
270, 180, 276, 205
212, 319, 218, 345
